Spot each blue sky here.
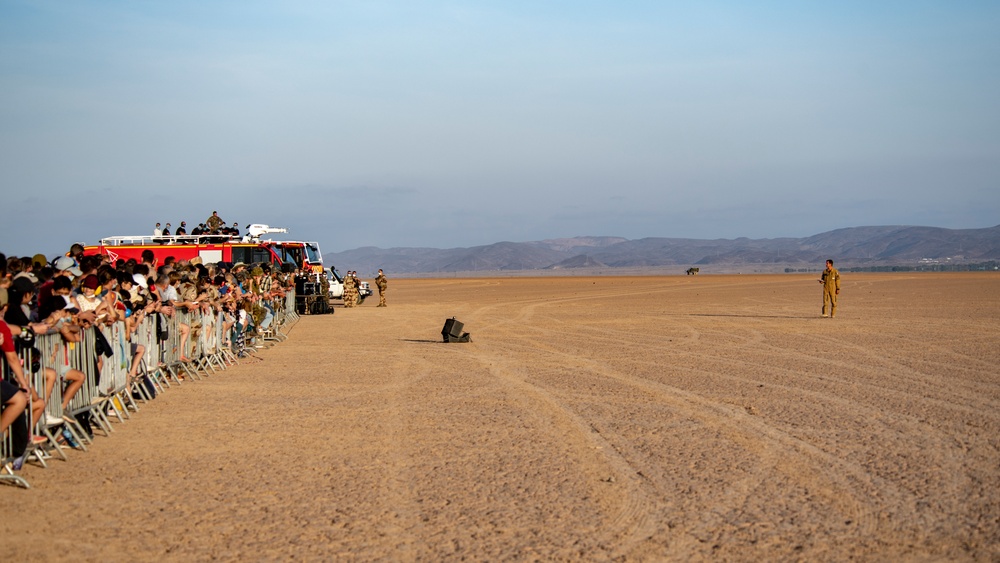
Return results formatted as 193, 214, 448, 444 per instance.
2, 1, 998, 257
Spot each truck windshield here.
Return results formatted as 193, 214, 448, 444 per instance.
305, 243, 322, 264
274, 245, 303, 265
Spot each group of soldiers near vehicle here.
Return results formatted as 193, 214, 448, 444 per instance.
340, 269, 388, 308
341, 270, 361, 308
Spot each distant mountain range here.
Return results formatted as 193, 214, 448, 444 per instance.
324, 225, 1000, 275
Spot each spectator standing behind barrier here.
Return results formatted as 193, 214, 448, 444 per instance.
1, 281, 57, 429
0, 319, 32, 454
375, 269, 387, 307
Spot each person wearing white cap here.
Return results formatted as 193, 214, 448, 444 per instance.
53, 256, 82, 278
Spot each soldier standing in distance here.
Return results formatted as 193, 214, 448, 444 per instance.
819, 259, 841, 318
375, 269, 388, 307
343, 270, 355, 308
349, 271, 359, 307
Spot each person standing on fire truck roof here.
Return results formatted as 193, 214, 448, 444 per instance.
206, 211, 223, 233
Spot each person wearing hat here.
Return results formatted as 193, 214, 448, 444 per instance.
32, 254, 47, 271
53, 255, 82, 278
73, 275, 109, 318
37, 256, 79, 310
4, 277, 37, 327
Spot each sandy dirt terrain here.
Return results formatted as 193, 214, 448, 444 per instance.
3, 273, 999, 561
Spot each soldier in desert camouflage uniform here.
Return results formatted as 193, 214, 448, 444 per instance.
206, 211, 223, 233
375, 269, 387, 307
343, 270, 356, 308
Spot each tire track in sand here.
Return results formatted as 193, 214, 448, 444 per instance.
467, 296, 892, 543
491, 335, 887, 541
469, 348, 665, 559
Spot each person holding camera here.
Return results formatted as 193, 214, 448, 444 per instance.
819, 259, 841, 318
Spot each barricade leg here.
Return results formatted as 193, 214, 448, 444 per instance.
0, 465, 30, 489
60, 416, 90, 451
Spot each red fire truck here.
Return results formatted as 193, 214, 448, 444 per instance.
83, 224, 324, 273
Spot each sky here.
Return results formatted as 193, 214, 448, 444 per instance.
2, 1, 998, 257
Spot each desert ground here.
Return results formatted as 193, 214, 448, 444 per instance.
3, 273, 999, 561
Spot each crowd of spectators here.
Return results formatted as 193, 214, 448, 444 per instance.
1, 241, 296, 473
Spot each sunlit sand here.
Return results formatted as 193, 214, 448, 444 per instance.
4, 273, 998, 560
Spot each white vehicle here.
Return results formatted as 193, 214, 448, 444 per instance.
325, 268, 345, 299
357, 281, 373, 298
325, 268, 373, 301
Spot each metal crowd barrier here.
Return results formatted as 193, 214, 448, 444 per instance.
1, 290, 297, 487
